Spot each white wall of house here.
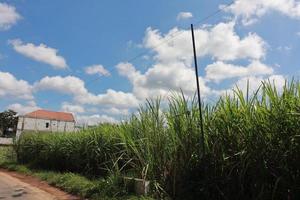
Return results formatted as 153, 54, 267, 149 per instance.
17, 116, 75, 134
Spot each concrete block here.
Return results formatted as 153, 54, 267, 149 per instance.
124, 177, 150, 196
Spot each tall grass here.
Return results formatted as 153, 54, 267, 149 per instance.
15, 81, 300, 199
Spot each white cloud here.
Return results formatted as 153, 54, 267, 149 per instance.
0, 3, 21, 30
117, 62, 212, 100
102, 107, 130, 116
86, 107, 99, 113
117, 22, 266, 101
177, 12, 193, 20
85, 64, 110, 76
266, 75, 286, 90
7, 101, 40, 115
76, 89, 140, 108
116, 62, 142, 83
61, 102, 85, 113
222, 0, 300, 26
144, 22, 266, 63
220, 74, 286, 96
76, 114, 118, 125
297, 32, 300, 37
34, 76, 88, 96
237, 74, 286, 93
10, 39, 68, 69
205, 60, 274, 82
34, 75, 139, 108
0, 71, 33, 99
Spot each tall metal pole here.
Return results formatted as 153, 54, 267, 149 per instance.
191, 24, 205, 155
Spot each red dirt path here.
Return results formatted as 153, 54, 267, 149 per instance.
0, 169, 81, 200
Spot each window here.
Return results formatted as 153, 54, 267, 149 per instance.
46, 122, 49, 128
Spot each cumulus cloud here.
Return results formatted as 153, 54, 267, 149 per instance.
10, 39, 68, 69
7, 101, 40, 115
205, 61, 274, 82
76, 114, 118, 125
102, 107, 130, 116
222, 0, 300, 25
238, 75, 286, 94
76, 89, 140, 108
34, 76, 88, 96
0, 3, 21, 30
84, 64, 110, 76
220, 75, 286, 96
116, 62, 212, 100
116, 62, 142, 83
177, 12, 193, 20
34, 75, 139, 108
117, 21, 267, 101
0, 71, 33, 99
144, 22, 266, 63
61, 102, 85, 113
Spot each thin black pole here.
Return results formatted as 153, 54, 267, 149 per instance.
191, 24, 205, 155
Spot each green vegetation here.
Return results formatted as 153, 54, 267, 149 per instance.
0, 109, 18, 136
10, 81, 300, 199
0, 147, 151, 200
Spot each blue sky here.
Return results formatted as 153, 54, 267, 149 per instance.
0, 0, 300, 124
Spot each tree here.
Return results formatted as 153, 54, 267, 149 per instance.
0, 109, 18, 136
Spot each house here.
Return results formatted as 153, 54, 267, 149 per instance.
16, 109, 76, 137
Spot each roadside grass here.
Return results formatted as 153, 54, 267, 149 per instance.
0, 146, 152, 200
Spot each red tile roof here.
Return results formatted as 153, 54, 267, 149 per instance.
25, 110, 75, 122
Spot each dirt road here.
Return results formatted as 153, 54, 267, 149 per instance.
0, 170, 80, 200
